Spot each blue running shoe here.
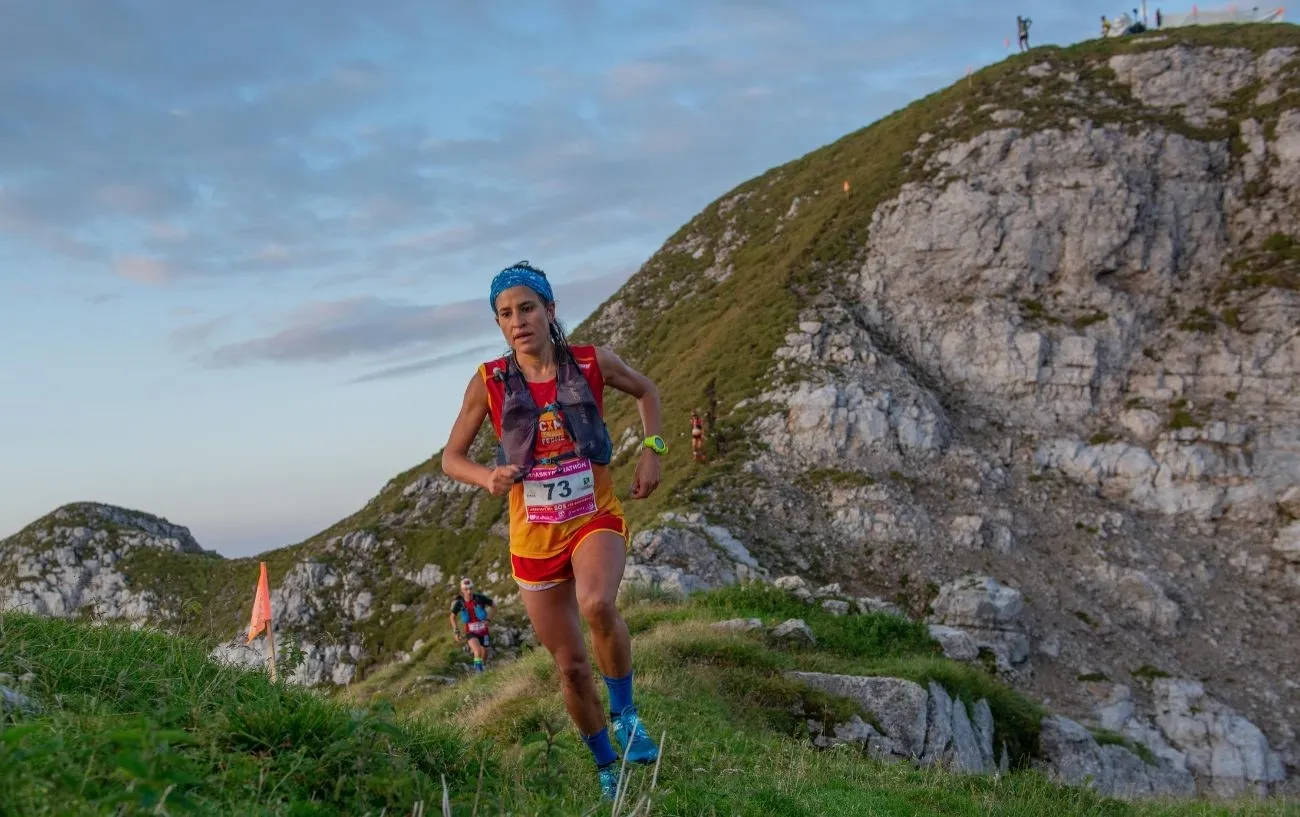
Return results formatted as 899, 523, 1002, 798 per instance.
597, 762, 621, 802
612, 705, 660, 765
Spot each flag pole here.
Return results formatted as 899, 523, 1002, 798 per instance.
266, 624, 278, 683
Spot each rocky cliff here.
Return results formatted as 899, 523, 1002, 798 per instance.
4, 24, 1300, 801
0, 503, 216, 624
578, 26, 1300, 797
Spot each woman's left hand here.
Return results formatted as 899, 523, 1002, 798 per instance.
629, 449, 661, 499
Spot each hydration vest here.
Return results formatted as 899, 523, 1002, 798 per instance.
492, 347, 613, 476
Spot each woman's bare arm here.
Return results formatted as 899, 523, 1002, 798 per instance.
597, 346, 661, 438
597, 346, 662, 499
441, 373, 494, 490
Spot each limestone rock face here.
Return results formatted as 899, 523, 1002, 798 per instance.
788, 672, 1006, 777
1092, 681, 1288, 798
1150, 679, 1288, 797
621, 512, 767, 597
927, 575, 1030, 673
0, 503, 211, 625
1037, 715, 1196, 799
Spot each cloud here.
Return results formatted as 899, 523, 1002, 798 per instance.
203, 296, 485, 367
198, 268, 631, 368
113, 255, 180, 285
169, 315, 234, 350
4, 0, 1091, 304
346, 343, 503, 384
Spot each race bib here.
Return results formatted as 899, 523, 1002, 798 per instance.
523, 458, 597, 524
467, 620, 487, 634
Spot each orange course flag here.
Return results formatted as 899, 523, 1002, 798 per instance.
246, 561, 272, 643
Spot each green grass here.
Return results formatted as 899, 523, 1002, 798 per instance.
1221, 233, 1300, 294
1092, 727, 1159, 766
798, 468, 879, 490
348, 586, 1294, 816
5, 596, 1297, 815
687, 582, 938, 659
0, 612, 471, 815
1177, 307, 1220, 334
1073, 312, 1110, 330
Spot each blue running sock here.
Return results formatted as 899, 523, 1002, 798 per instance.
582, 727, 619, 767
603, 670, 634, 717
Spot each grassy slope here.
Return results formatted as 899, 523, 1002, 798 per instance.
4, 592, 1293, 816
0, 612, 469, 816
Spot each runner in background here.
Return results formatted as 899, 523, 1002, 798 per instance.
690, 409, 707, 463
450, 577, 494, 672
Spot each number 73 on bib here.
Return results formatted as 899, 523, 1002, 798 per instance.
522, 458, 597, 524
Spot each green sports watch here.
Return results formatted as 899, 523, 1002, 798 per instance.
642, 435, 668, 455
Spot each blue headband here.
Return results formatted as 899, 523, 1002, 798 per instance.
489, 262, 554, 313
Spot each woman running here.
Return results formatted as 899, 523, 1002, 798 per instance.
690, 409, 706, 462
441, 261, 666, 802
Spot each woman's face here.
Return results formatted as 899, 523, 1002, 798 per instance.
494, 285, 553, 356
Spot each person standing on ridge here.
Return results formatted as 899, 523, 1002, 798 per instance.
1017, 15, 1032, 51
441, 260, 666, 803
450, 577, 494, 672
690, 409, 707, 463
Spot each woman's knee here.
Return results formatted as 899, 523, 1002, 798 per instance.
553, 651, 592, 688
579, 594, 619, 630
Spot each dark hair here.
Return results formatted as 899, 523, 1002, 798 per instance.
500, 261, 575, 364
548, 315, 574, 362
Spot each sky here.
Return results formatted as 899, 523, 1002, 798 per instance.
0, 0, 1111, 557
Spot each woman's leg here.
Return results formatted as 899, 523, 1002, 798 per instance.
519, 580, 606, 735
570, 531, 630, 679
572, 531, 660, 763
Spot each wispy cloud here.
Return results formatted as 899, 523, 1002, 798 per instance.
196, 268, 630, 367
169, 315, 234, 350
112, 255, 180, 285
0, 0, 1062, 302
346, 343, 503, 384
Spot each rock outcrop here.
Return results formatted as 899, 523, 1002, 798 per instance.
1096, 680, 1289, 798
621, 512, 767, 596
1036, 715, 1196, 799
0, 503, 212, 625
926, 575, 1030, 675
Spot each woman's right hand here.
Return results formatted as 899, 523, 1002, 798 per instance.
482, 465, 522, 495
